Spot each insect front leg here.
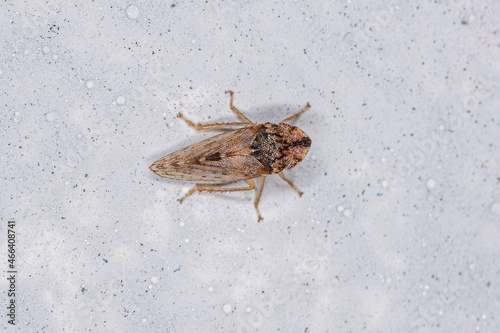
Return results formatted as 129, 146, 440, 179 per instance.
278, 172, 303, 196
281, 102, 311, 123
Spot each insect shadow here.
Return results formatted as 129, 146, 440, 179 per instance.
149, 91, 312, 221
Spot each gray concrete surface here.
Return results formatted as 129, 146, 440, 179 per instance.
1, 1, 499, 332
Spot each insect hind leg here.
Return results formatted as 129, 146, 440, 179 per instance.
281, 102, 311, 123
176, 113, 251, 131
176, 91, 256, 130
178, 179, 265, 222
178, 179, 256, 202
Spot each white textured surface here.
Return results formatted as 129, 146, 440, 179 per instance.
1, 1, 500, 332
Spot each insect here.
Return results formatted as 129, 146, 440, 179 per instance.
150, 91, 311, 221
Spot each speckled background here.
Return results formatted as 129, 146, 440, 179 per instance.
1, 1, 499, 332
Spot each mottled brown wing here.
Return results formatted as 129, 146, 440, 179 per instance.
150, 126, 270, 182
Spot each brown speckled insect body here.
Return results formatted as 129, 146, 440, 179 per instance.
150, 91, 311, 221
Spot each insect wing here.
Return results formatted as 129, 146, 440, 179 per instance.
150, 126, 270, 182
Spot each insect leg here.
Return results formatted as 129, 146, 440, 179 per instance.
228, 90, 254, 124
178, 179, 257, 203
176, 113, 251, 131
254, 176, 266, 222
278, 172, 303, 197
281, 102, 311, 123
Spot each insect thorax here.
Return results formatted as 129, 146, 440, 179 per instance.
251, 123, 295, 174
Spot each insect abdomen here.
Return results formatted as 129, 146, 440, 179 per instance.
150, 127, 272, 182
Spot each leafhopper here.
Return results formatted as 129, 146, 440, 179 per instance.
150, 91, 311, 221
